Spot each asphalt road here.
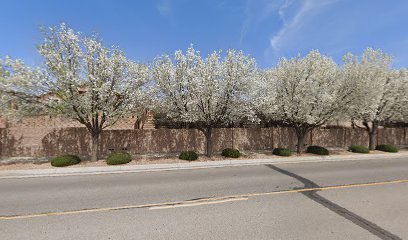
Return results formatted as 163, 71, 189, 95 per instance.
1, 157, 407, 239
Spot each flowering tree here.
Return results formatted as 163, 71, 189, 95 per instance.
402, 71, 408, 123
0, 57, 49, 116
152, 46, 257, 156
0, 23, 149, 161
344, 48, 408, 150
253, 51, 354, 153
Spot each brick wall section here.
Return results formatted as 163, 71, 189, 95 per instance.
0, 116, 407, 159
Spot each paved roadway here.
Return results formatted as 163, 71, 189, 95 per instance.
1, 157, 407, 239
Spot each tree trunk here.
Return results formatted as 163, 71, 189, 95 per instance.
295, 127, 309, 154
91, 133, 99, 161
364, 121, 378, 151
368, 124, 378, 151
205, 127, 213, 157
296, 134, 305, 154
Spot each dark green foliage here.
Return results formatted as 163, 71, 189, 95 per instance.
306, 146, 329, 155
375, 144, 398, 153
106, 152, 132, 165
50, 155, 81, 167
221, 148, 241, 158
349, 145, 369, 153
179, 151, 199, 161
272, 148, 292, 156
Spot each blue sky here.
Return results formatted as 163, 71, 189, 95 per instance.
1, 0, 408, 68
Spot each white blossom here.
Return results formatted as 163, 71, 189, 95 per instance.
252, 50, 354, 153
152, 45, 257, 156
1, 23, 149, 160
343, 48, 408, 149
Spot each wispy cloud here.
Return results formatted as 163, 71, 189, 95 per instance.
269, 0, 339, 54
239, 0, 283, 45
239, 1, 252, 45
157, 0, 172, 17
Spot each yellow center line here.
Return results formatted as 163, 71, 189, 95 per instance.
1, 178, 407, 220
149, 197, 249, 210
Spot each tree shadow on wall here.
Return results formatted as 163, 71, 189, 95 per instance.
42, 128, 90, 159
0, 129, 23, 158
99, 130, 134, 156
311, 128, 346, 148
100, 129, 202, 156
273, 127, 306, 151
215, 127, 301, 153
232, 128, 271, 151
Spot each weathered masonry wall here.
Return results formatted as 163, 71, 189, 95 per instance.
0, 116, 407, 160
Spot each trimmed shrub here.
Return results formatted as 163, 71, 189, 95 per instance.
272, 148, 292, 156
179, 151, 199, 161
222, 148, 241, 158
307, 146, 329, 155
106, 152, 132, 165
51, 155, 81, 167
349, 145, 369, 154
375, 144, 399, 153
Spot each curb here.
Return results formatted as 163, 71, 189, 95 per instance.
0, 153, 407, 179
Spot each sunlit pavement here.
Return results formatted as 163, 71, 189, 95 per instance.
1, 157, 407, 239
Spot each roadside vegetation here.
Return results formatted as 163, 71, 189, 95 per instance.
50, 155, 81, 167
179, 151, 199, 161
349, 145, 370, 154
375, 144, 399, 153
1, 23, 407, 161
106, 152, 132, 165
221, 148, 241, 158
272, 148, 292, 156
306, 146, 329, 155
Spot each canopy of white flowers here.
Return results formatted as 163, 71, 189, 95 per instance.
152, 45, 257, 128
1, 23, 408, 155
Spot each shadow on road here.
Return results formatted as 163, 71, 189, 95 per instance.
265, 164, 401, 240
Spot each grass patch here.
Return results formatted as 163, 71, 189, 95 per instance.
349, 145, 369, 154
221, 148, 241, 158
306, 146, 329, 155
51, 155, 81, 167
375, 144, 398, 153
106, 152, 132, 165
272, 148, 292, 156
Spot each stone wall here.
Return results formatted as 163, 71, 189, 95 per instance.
0, 116, 407, 160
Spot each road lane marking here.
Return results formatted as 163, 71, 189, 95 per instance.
149, 197, 248, 210
1, 178, 407, 220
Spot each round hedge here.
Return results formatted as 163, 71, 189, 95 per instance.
272, 148, 292, 156
375, 144, 398, 153
349, 145, 369, 154
221, 148, 241, 158
306, 146, 329, 155
179, 151, 198, 161
106, 152, 132, 165
51, 155, 81, 167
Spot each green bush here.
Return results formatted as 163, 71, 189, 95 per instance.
221, 148, 241, 158
51, 155, 81, 167
375, 144, 399, 153
272, 148, 292, 156
349, 145, 369, 154
179, 151, 198, 161
307, 146, 329, 155
106, 152, 132, 165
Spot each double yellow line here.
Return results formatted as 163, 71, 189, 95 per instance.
1, 179, 407, 220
